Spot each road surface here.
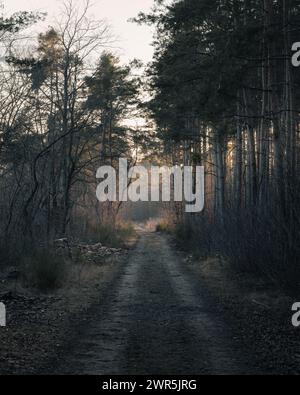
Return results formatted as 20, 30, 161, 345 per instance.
53, 229, 253, 375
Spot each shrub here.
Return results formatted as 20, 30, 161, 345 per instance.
22, 250, 66, 291
174, 208, 300, 296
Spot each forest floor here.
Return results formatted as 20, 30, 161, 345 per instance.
0, 240, 133, 375
0, 227, 299, 374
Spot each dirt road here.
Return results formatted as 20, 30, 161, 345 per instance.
52, 229, 255, 375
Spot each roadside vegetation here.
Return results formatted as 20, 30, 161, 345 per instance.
0, 1, 143, 291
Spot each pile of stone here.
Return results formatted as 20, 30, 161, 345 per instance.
53, 238, 123, 264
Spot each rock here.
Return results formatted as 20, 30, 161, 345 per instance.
51, 238, 123, 263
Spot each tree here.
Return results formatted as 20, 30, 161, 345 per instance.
137, 0, 300, 289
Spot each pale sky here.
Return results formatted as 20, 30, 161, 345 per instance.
2, 0, 155, 65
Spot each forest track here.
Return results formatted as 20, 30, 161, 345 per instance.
51, 228, 255, 375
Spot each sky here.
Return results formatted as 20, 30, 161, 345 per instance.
2, 0, 155, 65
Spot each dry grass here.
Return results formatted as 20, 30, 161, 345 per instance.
155, 218, 176, 234
81, 221, 136, 248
